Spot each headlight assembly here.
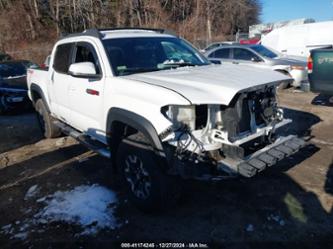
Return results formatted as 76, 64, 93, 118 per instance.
162, 105, 196, 130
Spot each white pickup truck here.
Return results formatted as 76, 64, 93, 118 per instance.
27, 28, 305, 211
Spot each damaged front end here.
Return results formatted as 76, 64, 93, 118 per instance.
161, 85, 305, 179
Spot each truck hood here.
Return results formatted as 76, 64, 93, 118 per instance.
124, 64, 292, 105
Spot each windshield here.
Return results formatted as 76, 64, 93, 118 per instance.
0, 62, 26, 78
249, 45, 278, 59
103, 37, 210, 76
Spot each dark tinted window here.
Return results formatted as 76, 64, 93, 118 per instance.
74, 44, 101, 74
249, 45, 277, 58
53, 43, 73, 74
0, 62, 26, 77
233, 48, 257, 61
210, 48, 230, 58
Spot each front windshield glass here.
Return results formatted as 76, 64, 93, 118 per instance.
103, 37, 210, 76
250, 45, 278, 59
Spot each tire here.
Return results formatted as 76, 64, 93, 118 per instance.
116, 132, 176, 212
35, 99, 61, 138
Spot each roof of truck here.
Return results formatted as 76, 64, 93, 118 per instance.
61, 28, 177, 41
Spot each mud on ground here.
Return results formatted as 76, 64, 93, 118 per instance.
0, 90, 332, 248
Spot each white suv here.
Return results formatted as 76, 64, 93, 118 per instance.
27, 28, 305, 211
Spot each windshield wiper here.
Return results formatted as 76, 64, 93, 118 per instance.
162, 62, 197, 68
119, 67, 161, 75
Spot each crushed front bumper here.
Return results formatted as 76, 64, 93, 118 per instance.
218, 135, 306, 177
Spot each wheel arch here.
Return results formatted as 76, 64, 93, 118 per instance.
106, 107, 166, 168
30, 83, 50, 112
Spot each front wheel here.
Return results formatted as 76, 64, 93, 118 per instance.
117, 133, 175, 212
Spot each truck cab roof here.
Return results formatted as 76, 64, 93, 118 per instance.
60, 28, 177, 42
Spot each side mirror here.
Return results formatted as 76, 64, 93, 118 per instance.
69, 62, 98, 78
251, 57, 262, 62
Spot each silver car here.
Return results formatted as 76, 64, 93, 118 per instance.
200, 41, 238, 53
205, 44, 307, 87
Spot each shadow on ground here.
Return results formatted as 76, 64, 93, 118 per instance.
0, 111, 43, 154
311, 94, 333, 107
280, 107, 321, 139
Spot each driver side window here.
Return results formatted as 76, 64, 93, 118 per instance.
74, 44, 101, 75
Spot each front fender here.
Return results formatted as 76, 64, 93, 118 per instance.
106, 107, 165, 156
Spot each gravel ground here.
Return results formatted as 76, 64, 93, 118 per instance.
0, 90, 332, 249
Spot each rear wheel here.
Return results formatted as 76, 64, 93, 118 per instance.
35, 99, 61, 138
117, 133, 176, 212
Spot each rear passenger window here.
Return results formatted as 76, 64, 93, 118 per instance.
210, 48, 230, 58
53, 43, 73, 74
233, 48, 256, 61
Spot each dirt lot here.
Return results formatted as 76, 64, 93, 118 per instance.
0, 90, 332, 248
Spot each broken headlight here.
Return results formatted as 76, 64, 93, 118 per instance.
162, 105, 196, 130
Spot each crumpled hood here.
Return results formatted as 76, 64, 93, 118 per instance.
124, 64, 292, 105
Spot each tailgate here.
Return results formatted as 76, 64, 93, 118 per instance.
309, 49, 333, 95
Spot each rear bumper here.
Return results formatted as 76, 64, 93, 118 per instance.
218, 135, 305, 177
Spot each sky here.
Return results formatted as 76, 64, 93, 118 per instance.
261, 0, 333, 23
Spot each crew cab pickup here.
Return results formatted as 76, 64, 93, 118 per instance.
308, 48, 333, 95
27, 28, 305, 211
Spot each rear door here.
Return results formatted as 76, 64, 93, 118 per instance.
231, 48, 263, 66
68, 41, 105, 141
49, 43, 74, 124
207, 47, 232, 64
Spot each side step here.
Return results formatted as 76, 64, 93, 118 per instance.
54, 121, 111, 159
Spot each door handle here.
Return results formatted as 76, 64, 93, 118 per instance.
232, 61, 239, 64
86, 88, 99, 96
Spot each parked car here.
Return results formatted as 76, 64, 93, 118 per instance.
308, 48, 333, 95
27, 28, 304, 211
201, 41, 238, 53
0, 60, 37, 114
205, 44, 308, 87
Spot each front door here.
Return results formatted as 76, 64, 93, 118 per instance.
68, 42, 105, 142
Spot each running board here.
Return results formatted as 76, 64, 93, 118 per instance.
54, 121, 111, 159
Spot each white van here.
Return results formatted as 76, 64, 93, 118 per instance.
261, 21, 333, 58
